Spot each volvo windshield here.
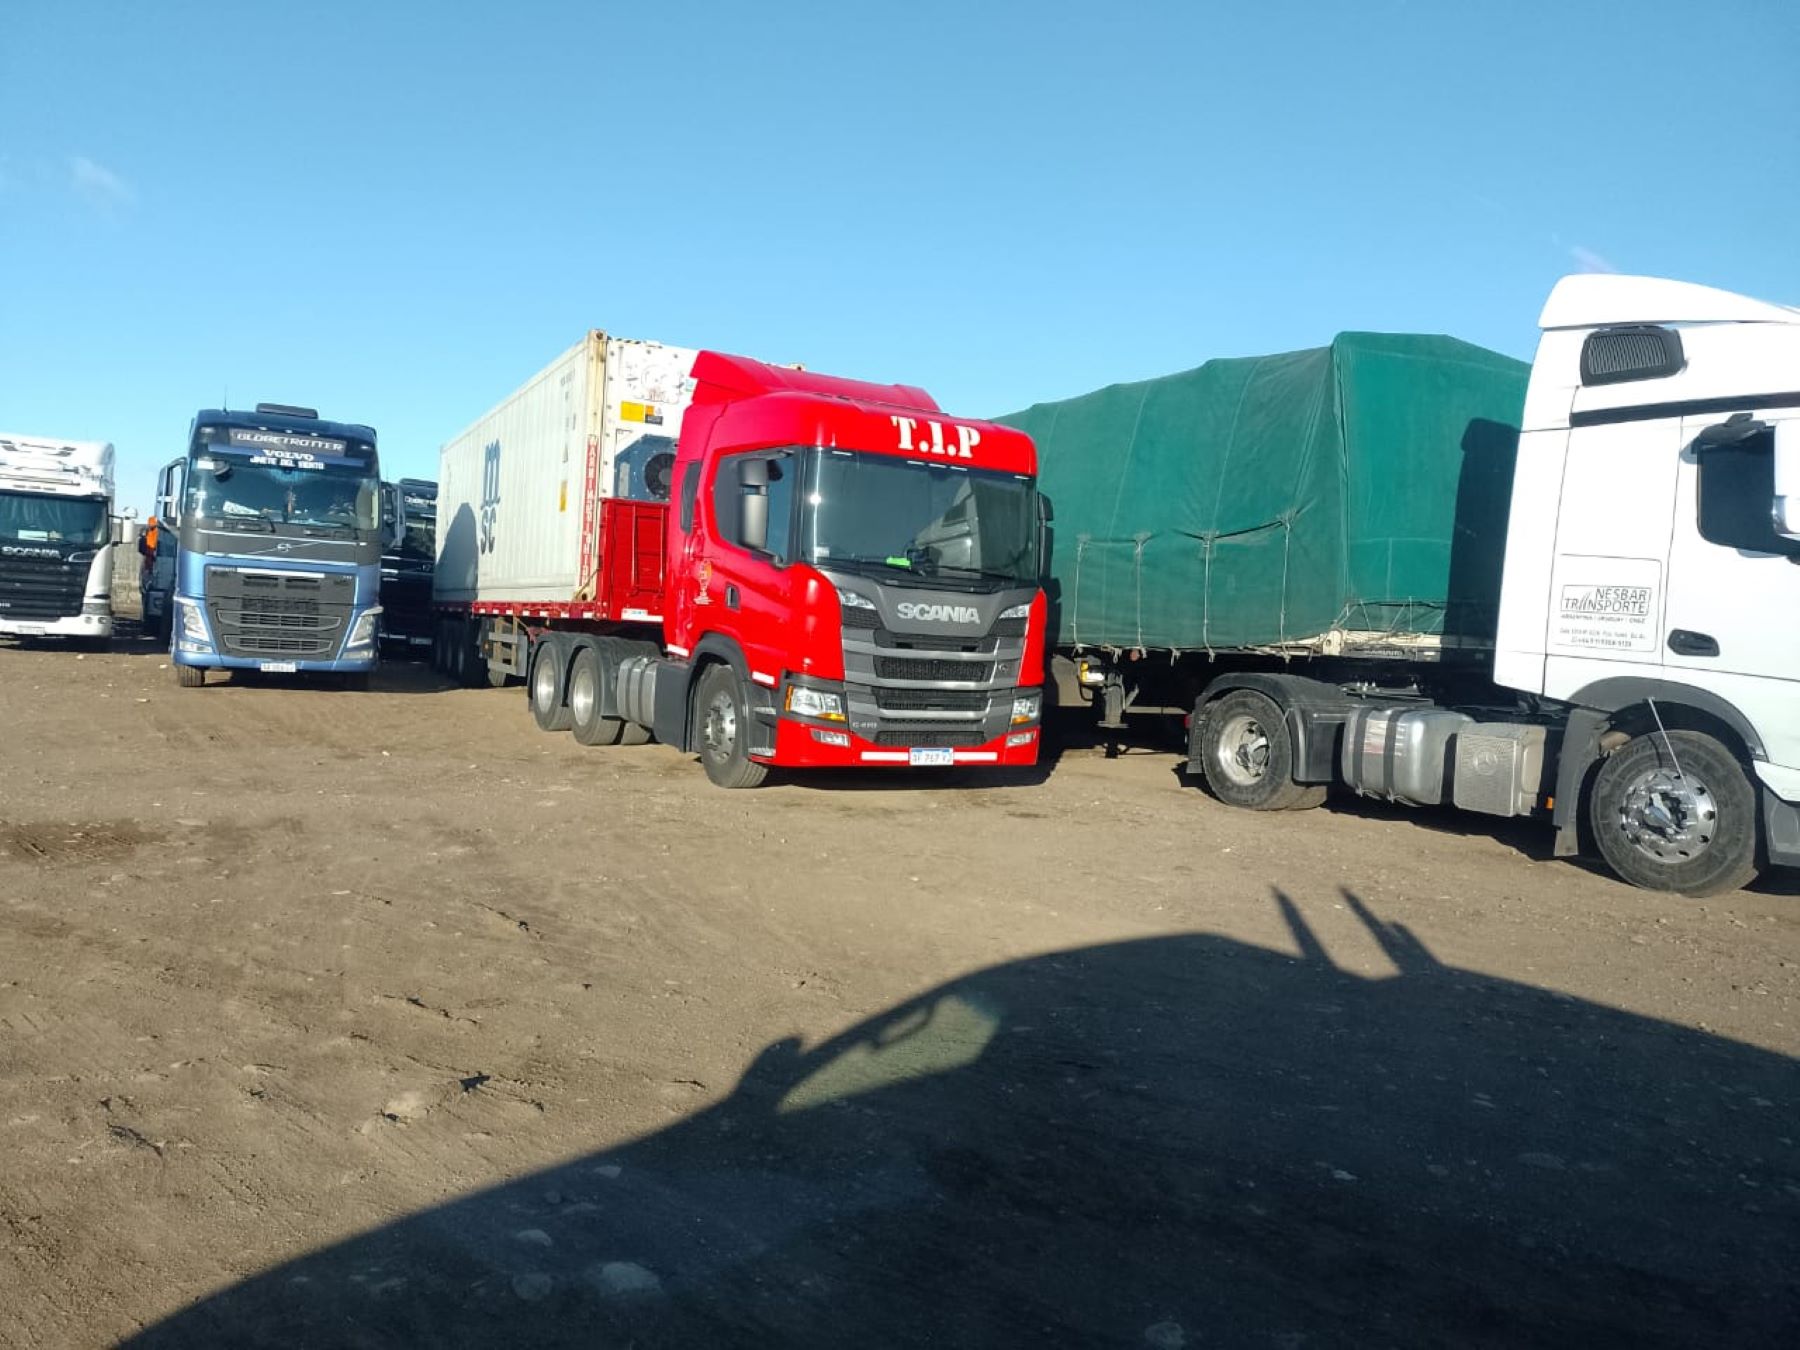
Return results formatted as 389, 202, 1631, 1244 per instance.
0, 490, 108, 545
798, 448, 1038, 590
185, 424, 380, 535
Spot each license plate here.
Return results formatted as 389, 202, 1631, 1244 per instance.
15, 625, 46, 636
259, 661, 297, 673
908, 747, 955, 767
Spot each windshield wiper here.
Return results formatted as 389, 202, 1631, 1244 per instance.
930, 564, 1029, 585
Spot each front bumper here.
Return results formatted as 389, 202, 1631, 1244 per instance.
765, 716, 1039, 768
0, 612, 112, 639
174, 645, 377, 673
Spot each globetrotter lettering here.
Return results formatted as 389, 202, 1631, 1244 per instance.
891, 416, 981, 460
895, 601, 982, 624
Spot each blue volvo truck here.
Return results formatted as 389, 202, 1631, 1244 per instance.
159, 403, 384, 689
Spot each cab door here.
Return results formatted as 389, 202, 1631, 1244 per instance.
1665, 413, 1800, 775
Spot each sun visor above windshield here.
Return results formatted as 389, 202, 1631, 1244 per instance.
692, 351, 940, 414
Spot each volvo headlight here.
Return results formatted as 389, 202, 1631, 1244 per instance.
175, 596, 209, 644
345, 607, 383, 651
786, 685, 846, 722
836, 587, 877, 611
1012, 690, 1042, 725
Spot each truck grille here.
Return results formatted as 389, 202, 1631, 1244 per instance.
205, 569, 352, 658
0, 554, 89, 621
875, 687, 989, 713
875, 656, 993, 683
875, 728, 984, 748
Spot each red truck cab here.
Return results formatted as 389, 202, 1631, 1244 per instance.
611, 352, 1048, 786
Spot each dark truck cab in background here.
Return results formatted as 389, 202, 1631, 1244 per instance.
379, 478, 437, 655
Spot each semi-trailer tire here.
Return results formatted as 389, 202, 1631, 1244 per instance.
695, 663, 768, 789
174, 664, 206, 688
1196, 688, 1319, 811
529, 639, 572, 733
1589, 730, 1759, 897
568, 645, 625, 747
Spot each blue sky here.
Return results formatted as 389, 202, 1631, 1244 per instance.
3, 0, 1796, 511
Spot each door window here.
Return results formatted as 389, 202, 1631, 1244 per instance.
1697, 426, 1800, 558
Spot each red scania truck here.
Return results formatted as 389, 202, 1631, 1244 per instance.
431, 334, 1048, 786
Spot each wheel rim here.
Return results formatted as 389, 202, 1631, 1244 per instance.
1214, 713, 1271, 787
532, 655, 557, 713
569, 662, 597, 724
1615, 767, 1718, 865
703, 689, 738, 761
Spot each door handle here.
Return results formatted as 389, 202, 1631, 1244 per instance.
725, 584, 740, 611
1667, 629, 1720, 657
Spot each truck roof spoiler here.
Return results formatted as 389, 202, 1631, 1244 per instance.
691, 350, 941, 414
1540, 274, 1800, 331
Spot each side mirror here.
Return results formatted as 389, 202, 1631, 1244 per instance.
738, 458, 769, 553
1038, 492, 1054, 523
1775, 422, 1799, 540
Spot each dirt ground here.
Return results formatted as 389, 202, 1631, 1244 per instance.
2, 634, 1796, 1348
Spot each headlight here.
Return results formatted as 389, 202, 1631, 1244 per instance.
786, 685, 846, 722
175, 596, 209, 643
836, 587, 877, 611
1012, 690, 1042, 725
345, 607, 383, 650
999, 601, 1033, 621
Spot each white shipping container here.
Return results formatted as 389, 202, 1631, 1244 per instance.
436, 334, 698, 605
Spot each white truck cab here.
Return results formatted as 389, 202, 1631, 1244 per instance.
1175, 275, 1798, 896
0, 433, 120, 646
1487, 276, 1800, 889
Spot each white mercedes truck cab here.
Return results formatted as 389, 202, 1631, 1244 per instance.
1179, 275, 1800, 896
1489, 275, 1800, 892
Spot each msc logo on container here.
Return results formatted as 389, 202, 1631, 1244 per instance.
479, 440, 501, 555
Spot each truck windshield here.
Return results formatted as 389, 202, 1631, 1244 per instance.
0, 490, 108, 545
800, 449, 1038, 589
186, 454, 380, 532
400, 499, 436, 561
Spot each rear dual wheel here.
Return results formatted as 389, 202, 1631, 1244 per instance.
1196, 689, 1326, 812
530, 639, 572, 732
568, 646, 625, 746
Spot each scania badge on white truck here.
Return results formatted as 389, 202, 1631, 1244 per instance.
0, 433, 120, 647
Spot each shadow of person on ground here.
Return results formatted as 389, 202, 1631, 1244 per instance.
128, 891, 1798, 1349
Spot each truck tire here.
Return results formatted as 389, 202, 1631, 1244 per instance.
695, 663, 768, 789
1196, 688, 1316, 811
568, 645, 625, 746
529, 640, 572, 733
1589, 730, 1759, 897
174, 664, 206, 688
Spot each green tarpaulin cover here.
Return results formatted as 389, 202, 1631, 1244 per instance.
998, 333, 1529, 653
